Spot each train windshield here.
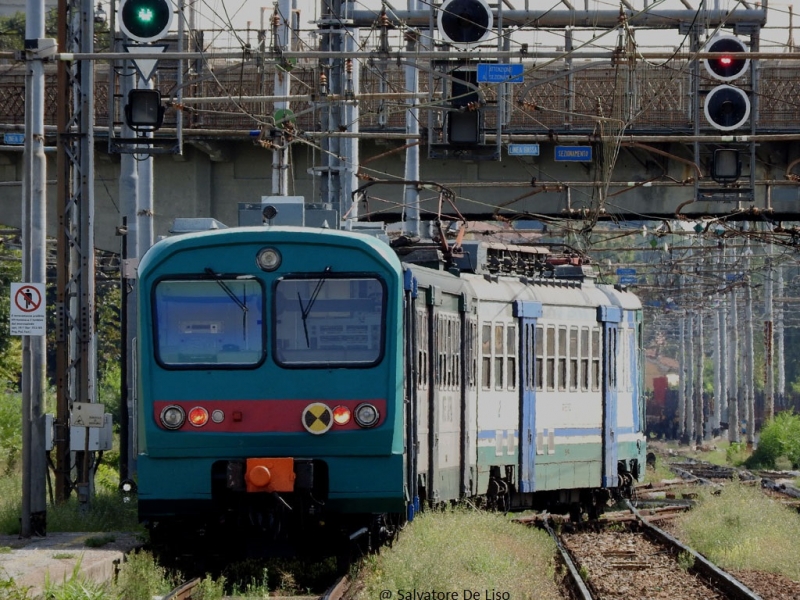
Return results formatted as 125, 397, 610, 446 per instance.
154, 278, 265, 367
274, 276, 385, 366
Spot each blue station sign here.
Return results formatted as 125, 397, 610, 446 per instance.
555, 146, 593, 162
476, 63, 524, 83
616, 268, 636, 276
3, 133, 24, 145
508, 144, 540, 156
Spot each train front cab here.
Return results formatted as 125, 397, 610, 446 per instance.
135, 227, 409, 551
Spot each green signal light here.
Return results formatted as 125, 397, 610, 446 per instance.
136, 8, 155, 23
119, 0, 173, 43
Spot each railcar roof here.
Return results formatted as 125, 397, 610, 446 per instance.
138, 226, 403, 275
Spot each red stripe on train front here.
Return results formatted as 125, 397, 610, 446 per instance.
153, 398, 387, 432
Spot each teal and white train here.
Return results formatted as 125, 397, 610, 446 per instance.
135, 225, 645, 558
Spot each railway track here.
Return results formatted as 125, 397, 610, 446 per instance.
666, 459, 800, 509
541, 502, 763, 600
163, 574, 350, 600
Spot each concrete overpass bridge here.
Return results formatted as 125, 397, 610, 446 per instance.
2, 1, 800, 252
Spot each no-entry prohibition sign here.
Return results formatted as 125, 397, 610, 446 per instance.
10, 282, 46, 336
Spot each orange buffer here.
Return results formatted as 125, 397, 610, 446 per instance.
245, 458, 296, 493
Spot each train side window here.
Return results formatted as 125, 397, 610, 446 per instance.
494, 324, 504, 390
546, 326, 555, 391
507, 324, 516, 391
591, 328, 601, 391
569, 326, 578, 391
451, 321, 462, 389
154, 278, 265, 368
620, 329, 629, 391
580, 327, 589, 391
437, 318, 444, 388
469, 321, 477, 389
523, 323, 533, 391
417, 309, 428, 390
609, 328, 617, 389
557, 326, 567, 391
535, 325, 543, 390
481, 323, 491, 390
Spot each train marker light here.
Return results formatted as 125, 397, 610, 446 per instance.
188, 406, 209, 427
332, 405, 351, 425
160, 405, 185, 429
211, 409, 225, 423
354, 403, 379, 428
118, 0, 174, 43
124, 89, 165, 132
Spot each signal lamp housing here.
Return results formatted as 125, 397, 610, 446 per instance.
437, 0, 493, 46
704, 85, 750, 132
118, 0, 174, 43
124, 89, 165, 132
703, 34, 749, 82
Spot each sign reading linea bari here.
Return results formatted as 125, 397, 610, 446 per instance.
555, 146, 593, 162
9, 282, 46, 336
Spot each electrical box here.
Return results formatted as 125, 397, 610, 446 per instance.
70, 414, 113, 451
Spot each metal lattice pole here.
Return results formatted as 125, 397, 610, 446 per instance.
55, 0, 97, 503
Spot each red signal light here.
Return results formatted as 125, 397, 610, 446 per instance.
703, 35, 748, 82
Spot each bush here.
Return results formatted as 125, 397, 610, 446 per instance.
0, 390, 22, 475
746, 411, 800, 469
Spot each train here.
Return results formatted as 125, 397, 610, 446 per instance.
134, 218, 646, 560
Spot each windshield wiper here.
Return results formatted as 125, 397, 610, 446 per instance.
205, 268, 251, 340
297, 266, 332, 348
204, 268, 249, 313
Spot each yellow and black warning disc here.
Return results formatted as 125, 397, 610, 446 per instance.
301, 402, 333, 435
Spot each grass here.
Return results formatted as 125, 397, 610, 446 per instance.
353, 507, 563, 600
673, 479, 800, 581
0, 472, 141, 536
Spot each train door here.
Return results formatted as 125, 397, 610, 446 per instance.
430, 291, 464, 504
599, 305, 622, 487
403, 269, 419, 519
460, 306, 477, 497
513, 300, 542, 493
414, 288, 432, 506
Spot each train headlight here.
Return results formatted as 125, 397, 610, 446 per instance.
211, 409, 225, 423
256, 247, 282, 271
354, 403, 379, 428
160, 405, 185, 430
332, 405, 351, 425
188, 406, 209, 427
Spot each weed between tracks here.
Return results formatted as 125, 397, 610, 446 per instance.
673, 479, 800, 581
352, 507, 563, 600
